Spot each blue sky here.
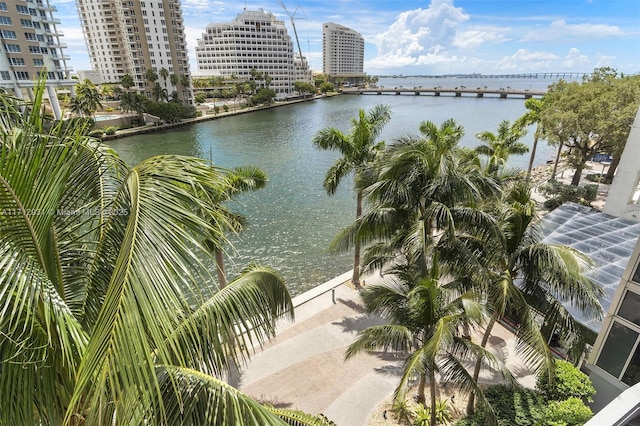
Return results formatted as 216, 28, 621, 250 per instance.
56, 0, 640, 75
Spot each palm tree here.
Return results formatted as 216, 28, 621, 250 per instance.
515, 98, 544, 182
0, 81, 331, 425
203, 166, 268, 289
76, 79, 103, 117
312, 104, 392, 287
346, 260, 509, 426
439, 182, 604, 415
170, 73, 179, 87
145, 68, 158, 83
112, 85, 123, 100
180, 74, 191, 89
121, 73, 135, 91
335, 119, 499, 278
152, 82, 169, 102
100, 84, 114, 100
120, 92, 147, 122
69, 95, 88, 117
159, 67, 169, 83
474, 120, 529, 177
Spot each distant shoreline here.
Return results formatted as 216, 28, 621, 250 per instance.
101, 94, 335, 141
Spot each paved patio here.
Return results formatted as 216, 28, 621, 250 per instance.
233, 272, 537, 425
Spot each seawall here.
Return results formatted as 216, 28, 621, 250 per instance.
101, 94, 336, 141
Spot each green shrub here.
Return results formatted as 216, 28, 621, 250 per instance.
538, 397, 593, 426
392, 399, 412, 423
536, 360, 595, 403
413, 400, 452, 425
538, 180, 597, 210
103, 126, 118, 135
145, 101, 196, 122
583, 184, 597, 202
543, 198, 563, 211
319, 82, 334, 93
222, 104, 229, 112
414, 405, 431, 426
585, 173, 613, 184
455, 385, 546, 426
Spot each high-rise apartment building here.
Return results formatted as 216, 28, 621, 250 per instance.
195, 9, 307, 99
322, 22, 364, 82
0, 0, 74, 119
76, 0, 193, 103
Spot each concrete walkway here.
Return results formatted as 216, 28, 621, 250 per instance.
233, 272, 537, 426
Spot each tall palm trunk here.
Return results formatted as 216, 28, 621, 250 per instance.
417, 371, 427, 404
351, 190, 362, 287
215, 250, 227, 288
525, 134, 539, 182
429, 368, 437, 426
466, 311, 499, 415
423, 219, 430, 276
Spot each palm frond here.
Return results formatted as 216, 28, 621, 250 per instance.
165, 264, 292, 376
323, 156, 354, 195
156, 366, 287, 425
437, 349, 501, 426
266, 407, 337, 426
311, 127, 349, 153
392, 347, 430, 404
345, 324, 413, 360
65, 155, 237, 422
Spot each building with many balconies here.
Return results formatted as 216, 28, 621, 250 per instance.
322, 22, 364, 85
75, 0, 193, 104
0, 0, 74, 119
195, 8, 308, 100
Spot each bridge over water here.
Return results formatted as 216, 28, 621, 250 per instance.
466, 72, 586, 79
341, 87, 546, 99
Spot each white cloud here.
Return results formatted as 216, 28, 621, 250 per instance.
453, 28, 509, 49
562, 48, 590, 68
365, 53, 420, 70
182, 0, 218, 12
522, 19, 625, 42
369, 0, 469, 69
497, 49, 560, 71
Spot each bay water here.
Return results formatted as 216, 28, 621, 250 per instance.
107, 76, 572, 295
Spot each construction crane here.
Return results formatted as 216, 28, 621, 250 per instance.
280, 2, 308, 76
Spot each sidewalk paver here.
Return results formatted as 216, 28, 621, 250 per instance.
235, 274, 537, 425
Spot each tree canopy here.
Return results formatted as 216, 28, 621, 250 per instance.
539, 67, 640, 185
252, 88, 277, 105
294, 81, 317, 97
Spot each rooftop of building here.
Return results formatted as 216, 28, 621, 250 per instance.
542, 202, 640, 332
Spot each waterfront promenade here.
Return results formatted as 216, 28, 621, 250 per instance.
234, 271, 537, 425
100, 95, 327, 141
99, 82, 546, 142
